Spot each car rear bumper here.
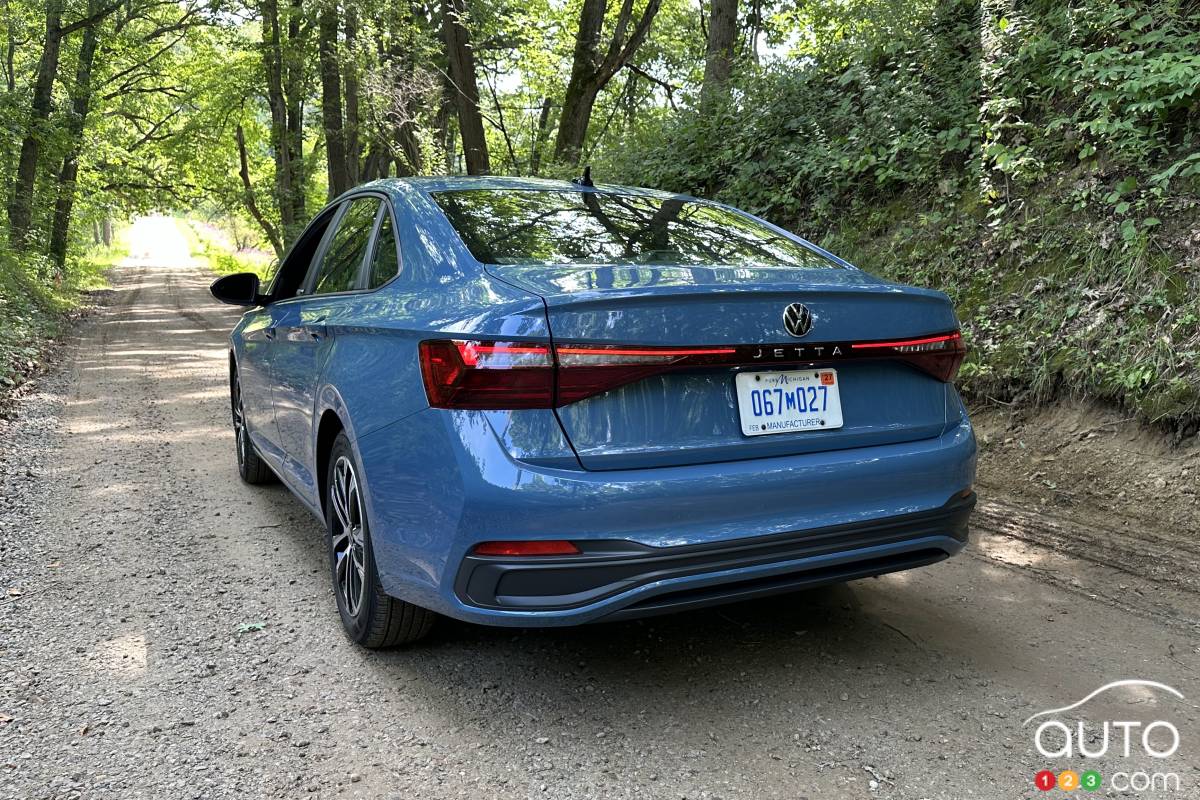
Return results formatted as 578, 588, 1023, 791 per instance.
456, 492, 973, 621
356, 407, 976, 626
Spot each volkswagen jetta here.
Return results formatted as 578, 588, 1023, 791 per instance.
211, 176, 976, 647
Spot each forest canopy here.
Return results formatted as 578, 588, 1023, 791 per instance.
0, 0, 1197, 428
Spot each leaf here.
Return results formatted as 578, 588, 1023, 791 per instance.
1142, 217, 1161, 228
236, 621, 267, 633
1120, 218, 1139, 243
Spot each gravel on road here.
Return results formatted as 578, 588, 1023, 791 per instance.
2, 225, 1199, 799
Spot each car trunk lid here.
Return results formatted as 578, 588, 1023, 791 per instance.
485, 263, 960, 471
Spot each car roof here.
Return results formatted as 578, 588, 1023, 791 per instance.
361, 175, 694, 201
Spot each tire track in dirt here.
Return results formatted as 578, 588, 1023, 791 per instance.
970, 498, 1200, 633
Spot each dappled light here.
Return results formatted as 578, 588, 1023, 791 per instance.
1, 0, 1198, 798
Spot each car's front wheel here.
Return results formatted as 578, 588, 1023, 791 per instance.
325, 432, 434, 647
232, 371, 274, 484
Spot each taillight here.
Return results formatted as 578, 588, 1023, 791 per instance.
849, 332, 965, 382
419, 340, 554, 409
554, 344, 736, 405
419, 332, 965, 409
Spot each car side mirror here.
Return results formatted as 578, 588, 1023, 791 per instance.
210, 273, 266, 306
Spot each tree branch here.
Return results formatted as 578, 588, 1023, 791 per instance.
58, 0, 123, 36
597, 0, 663, 87
624, 62, 677, 110
236, 123, 284, 257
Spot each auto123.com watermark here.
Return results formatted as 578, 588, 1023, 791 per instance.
1024, 680, 1187, 793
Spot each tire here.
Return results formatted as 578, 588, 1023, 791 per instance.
232, 371, 275, 485
325, 432, 434, 647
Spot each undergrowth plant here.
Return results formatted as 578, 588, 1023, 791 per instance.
604, 0, 1199, 433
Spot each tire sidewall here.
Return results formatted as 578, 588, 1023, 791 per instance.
325, 433, 383, 643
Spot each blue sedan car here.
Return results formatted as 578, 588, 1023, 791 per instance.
211, 176, 976, 647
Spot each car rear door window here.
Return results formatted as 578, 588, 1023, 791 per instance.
311, 197, 380, 295
366, 209, 401, 289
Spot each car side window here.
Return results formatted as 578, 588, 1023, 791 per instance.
268, 207, 337, 301
366, 209, 402, 289
311, 197, 380, 295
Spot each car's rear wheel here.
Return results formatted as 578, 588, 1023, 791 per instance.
325, 432, 434, 647
232, 372, 274, 484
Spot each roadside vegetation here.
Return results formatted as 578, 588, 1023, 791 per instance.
0, 242, 118, 394
182, 218, 275, 280
604, 1, 1200, 431
1, 0, 1195, 431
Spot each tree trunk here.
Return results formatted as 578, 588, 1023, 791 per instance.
529, 97, 553, 175
700, 0, 738, 108
318, 2, 349, 198
343, 4, 361, 185
48, 0, 101, 270
360, 142, 384, 182
260, 0, 294, 234
4, 0, 15, 93
102, 216, 111, 247
553, 0, 663, 166
397, 121, 423, 176
441, 0, 489, 175
260, 0, 307, 245
555, 83, 601, 166
554, 0, 606, 167
8, 0, 65, 248
284, 0, 305, 228
433, 74, 454, 174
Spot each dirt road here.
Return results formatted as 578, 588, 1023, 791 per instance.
2, 218, 1199, 799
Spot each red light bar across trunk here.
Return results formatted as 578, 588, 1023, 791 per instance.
419, 332, 965, 410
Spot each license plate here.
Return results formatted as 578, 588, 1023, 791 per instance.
735, 370, 844, 436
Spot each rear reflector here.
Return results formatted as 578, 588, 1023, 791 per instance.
419, 332, 965, 409
473, 540, 581, 557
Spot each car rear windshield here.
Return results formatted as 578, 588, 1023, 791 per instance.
430, 189, 841, 269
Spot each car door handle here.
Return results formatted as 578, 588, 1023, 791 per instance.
264, 328, 277, 340
306, 314, 329, 341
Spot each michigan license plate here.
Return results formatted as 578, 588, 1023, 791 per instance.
735, 370, 844, 436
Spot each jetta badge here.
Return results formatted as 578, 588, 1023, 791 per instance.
782, 303, 813, 338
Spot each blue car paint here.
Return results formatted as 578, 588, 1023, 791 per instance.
228, 176, 977, 626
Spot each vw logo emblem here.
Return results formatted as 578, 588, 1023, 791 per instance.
783, 303, 813, 337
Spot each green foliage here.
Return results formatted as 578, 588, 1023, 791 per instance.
183, 219, 275, 280
0, 238, 118, 391
606, 0, 981, 222
604, 0, 1200, 430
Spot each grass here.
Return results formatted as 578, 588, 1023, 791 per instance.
181, 218, 274, 280
0, 234, 124, 392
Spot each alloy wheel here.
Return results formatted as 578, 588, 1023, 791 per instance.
232, 380, 247, 466
330, 455, 367, 617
